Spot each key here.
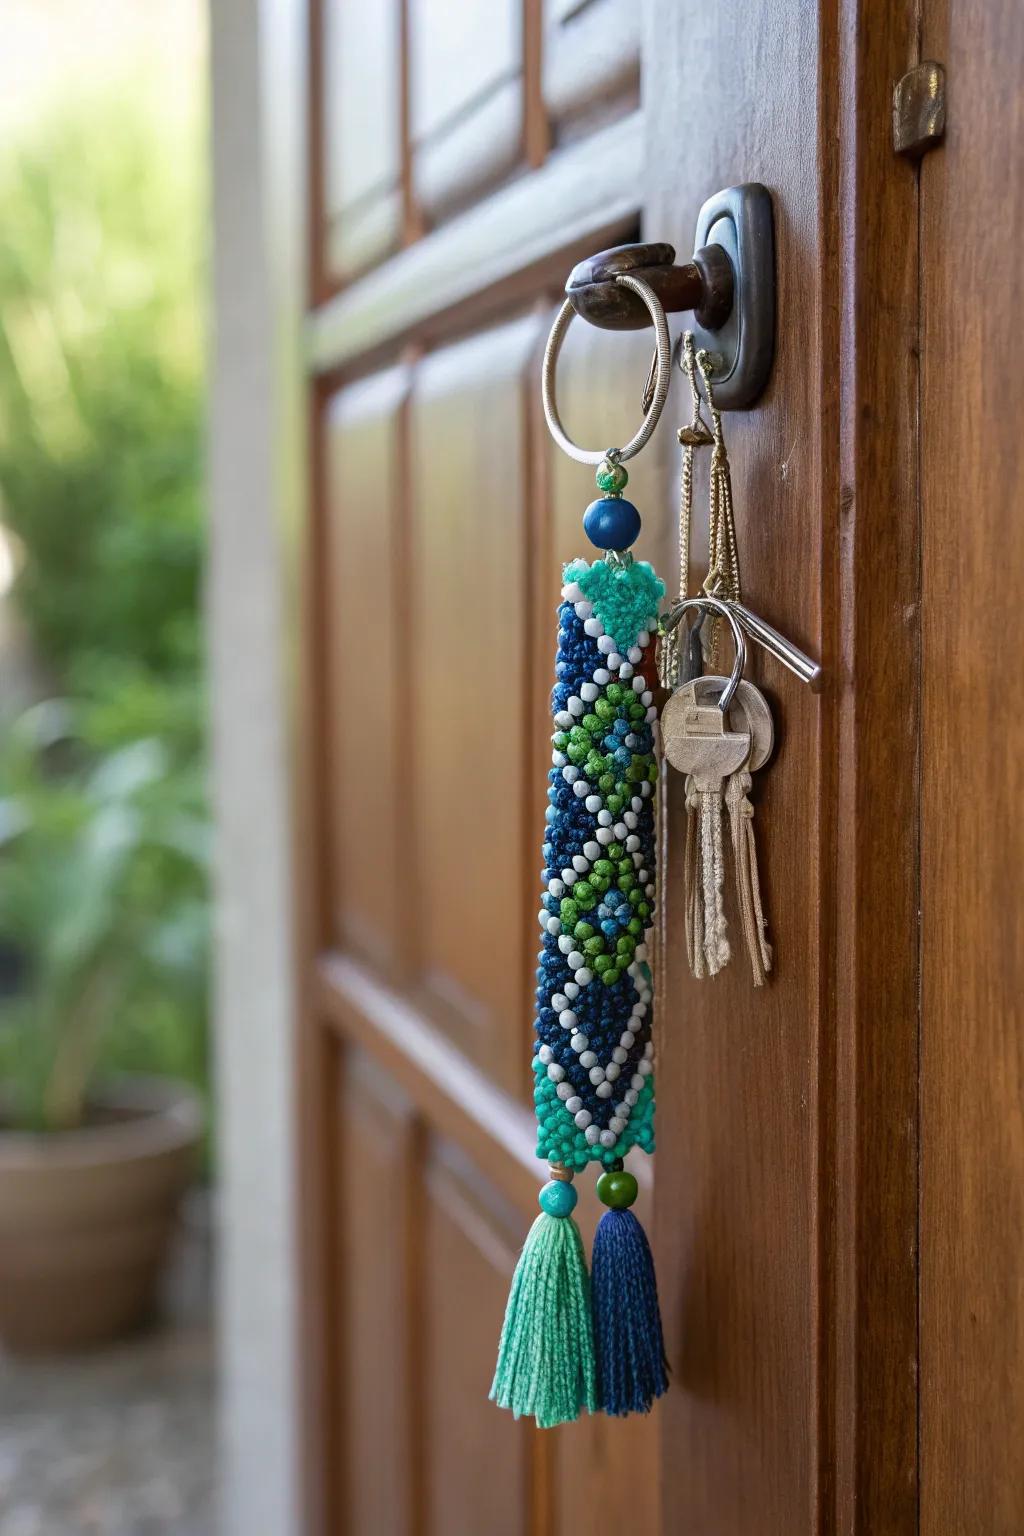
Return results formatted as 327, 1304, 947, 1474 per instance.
662, 685, 752, 977
688, 675, 774, 983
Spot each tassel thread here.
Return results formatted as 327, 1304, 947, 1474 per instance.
591, 1207, 668, 1417
490, 1209, 596, 1428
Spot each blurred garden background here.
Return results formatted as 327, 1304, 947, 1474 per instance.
0, 3, 215, 1531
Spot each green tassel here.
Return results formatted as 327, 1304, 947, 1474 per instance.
490, 1211, 596, 1428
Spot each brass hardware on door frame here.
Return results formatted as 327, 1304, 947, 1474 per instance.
893, 62, 946, 157
564, 183, 776, 409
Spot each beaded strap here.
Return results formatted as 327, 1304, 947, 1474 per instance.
533, 554, 664, 1168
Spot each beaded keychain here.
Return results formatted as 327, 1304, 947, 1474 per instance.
490, 276, 672, 1428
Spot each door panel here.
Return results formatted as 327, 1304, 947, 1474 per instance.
408, 318, 540, 1093
320, 0, 402, 280
324, 368, 410, 975
336, 1052, 417, 1536
421, 1140, 530, 1536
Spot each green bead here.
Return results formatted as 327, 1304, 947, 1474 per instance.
628, 917, 643, 936
584, 936, 605, 956
560, 898, 579, 924
574, 920, 595, 941
607, 843, 623, 860
595, 458, 629, 494
606, 683, 624, 705
553, 731, 570, 749
616, 935, 635, 955
593, 954, 612, 974
595, 699, 615, 721
596, 1170, 638, 1209
539, 1179, 578, 1218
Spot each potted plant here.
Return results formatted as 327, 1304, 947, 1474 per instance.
0, 704, 208, 1352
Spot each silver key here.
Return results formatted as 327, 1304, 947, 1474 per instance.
662, 686, 751, 976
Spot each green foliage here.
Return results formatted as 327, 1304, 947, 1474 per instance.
0, 93, 207, 1130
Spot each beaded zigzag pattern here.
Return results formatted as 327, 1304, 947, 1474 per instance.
533, 556, 665, 1169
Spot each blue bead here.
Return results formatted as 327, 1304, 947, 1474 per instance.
583, 496, 642, 551
539, 1179, 578, 1218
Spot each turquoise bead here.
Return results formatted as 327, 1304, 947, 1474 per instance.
538, 1179, 578, 1218
583, 496, 642, 551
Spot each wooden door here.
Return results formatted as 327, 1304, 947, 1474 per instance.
273, 1, 1024, 1532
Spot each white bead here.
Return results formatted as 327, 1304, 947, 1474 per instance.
575, 966, 593, 984
573, 779, 590, 798
546, 916, 560, 934
631, 796, 643, 813
583, 616, 602, 636
585, 1125, 602, 1145
619, 662, 634, 679
638, 629, 650, 647
547, 1062, 565, 1082
597, 635, 614, 655
558, 1009, 578, 1030
631, 1073, 645, 1091
551, 993, 568, 1012
583, 840, 600, 861
567, 696, 584, 717
552, 751, 568, 767
625, 834, 640, 852
625, 1088, 639, 1107
609, 1117, 625, 1136
596, 1082, 614, 1101
554, 710, 573, 729
645, 884, 655, 898
575, 600, 594, 620
612, 1047, 628, 1064
575, 1109, 592, 1130
645, 705, 658, 722
607, 652, 623, 670
562, 868, 577, 886
599, 1129, 616, 1147
562, 582, 583, 603
558, 935, 573, 954
585, 794, 602, 814
641, 690, 653, 706
570, 1033, 588, 1053
562, 765, 579, 783
596, 827, 614, 845
619, 1030, 635, 1049
624, 811, 638, 829
538, 1044, 553, 1063
564, 981, 579, 999
566, 1096, 582, 1113
635, 943, 648, 962
580, 681, 599, 702
627, 646, 642, 664
572, 854, 589, 874
538, 909, 549, 926
597, 809, 613, 827
567, 950, 585, 970
579, 1050, 597, 1069
639, 1058, 653, 1076
588, 1065, 605, 1085
614, 823, 628, 840
625, 734, 638, 750
556, 1082, 573, 1101
640, 781, 652, 797
632, 676, 645, 693
644, 1040, 654, 1059
593, 667, 610, 685
548, 879, 564, 898
605, 1063, 620, 1082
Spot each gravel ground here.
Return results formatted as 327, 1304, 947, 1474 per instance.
0, 1195, 217, 1536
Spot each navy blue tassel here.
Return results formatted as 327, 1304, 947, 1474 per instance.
591, 1208, 668, 1416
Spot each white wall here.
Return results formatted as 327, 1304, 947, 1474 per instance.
208, 2, 305, 1532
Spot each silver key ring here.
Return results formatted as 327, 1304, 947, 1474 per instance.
541, 274, 672, 466
661, 595, 746, 711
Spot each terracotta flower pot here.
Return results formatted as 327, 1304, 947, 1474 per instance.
0, 1075, 203, 1354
